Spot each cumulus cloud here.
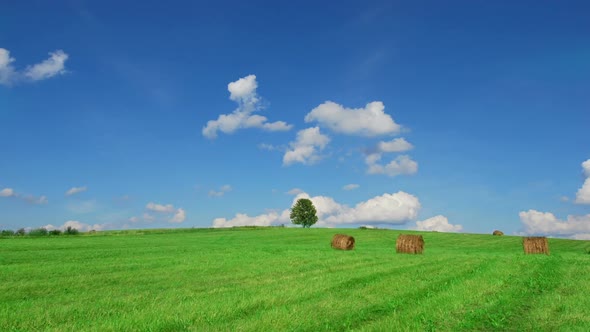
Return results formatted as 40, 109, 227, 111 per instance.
0, 48, 16, 85
304, 101, 401, 136
582, 159, 590, 177
129, 213, 155, 223
24, 195, 48, 205
258, 143, 278, 151
519, 209, 590, 237
228, 74, 258, 102
342, 184, 359, 191
365, 154, 418, 177
146, 202, 176, 213
202, 75, 292, 139
0, 187, 47, 204
415, 215, 463, 232
378, 138, 413, 153
213, 210, 289, 228
322, 192, 420, 224
170, 208, 186, 223
44, 220, 104, 232
0, 48, 69, 86
209, 185, 232, 197
575, 159, 590, 204
212, 191, 421, 228
145, 202, 185, 223
286, 188, 304, 195
283, 127, 330, 165
0, 188, 15, 197
65, 186, 87, 196
24, 50, 68, 81
570, 233, 590, 240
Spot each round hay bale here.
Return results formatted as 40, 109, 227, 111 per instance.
492, 230, 504, 236
331, 234, 355, 250
396, 234, 424, 254
523, 237, 550, 255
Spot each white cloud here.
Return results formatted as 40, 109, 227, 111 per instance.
0, 187, 47, 204
366, 154, 418, 177
129, 213, 155, 223
228, 74, 258, 102
342, 184, 359, 191
304, 101, 401, 136
24, 50, 68, 81
146, 202, 176, 213
23, 195, 48, 205
211, 191, 421, 228
575, 179, 590, 204
65, 186, 87, 196
286, 188, 304, 195
209, 185, 232, 197
258, 143, 278, 151
322, 192, 420, 224
213, 210, 289, 228
170, 208, 186, 223
1, 48, 69, 86
0, 48, 16, 86
144, 202, 185, 223
415, 215, 463, 232
575, 159, 590, 204
583, 159, 590, 177
519, 209, 590, 237
283, 127, 330, 165
202, 75, 292, 139
570, 233, 590, 240
44, 220, 104, 232
378, 138, 413, 153
0, 188, 15, 197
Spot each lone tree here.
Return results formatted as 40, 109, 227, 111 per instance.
290, 198, 318, 228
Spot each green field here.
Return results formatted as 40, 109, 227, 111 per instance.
1, 227, 590, 331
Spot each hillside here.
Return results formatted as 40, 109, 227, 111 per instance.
1, 227, 589, 331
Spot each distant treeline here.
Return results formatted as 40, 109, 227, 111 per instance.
0, 226, 81, 237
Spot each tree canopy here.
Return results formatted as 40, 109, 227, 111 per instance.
290, 198, 318, 228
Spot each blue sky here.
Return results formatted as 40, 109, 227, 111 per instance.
1, 0, 589, 237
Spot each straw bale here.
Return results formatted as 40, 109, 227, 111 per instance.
523, 237, 549, 255
396, 234, 424, 254
331, 234, 355, 250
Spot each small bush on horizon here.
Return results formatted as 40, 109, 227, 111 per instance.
49, 229, 62, 236
29, 228, 49, 236
1, 229, 16, 236
15, 228, 26, 236
64, 226, 79, 235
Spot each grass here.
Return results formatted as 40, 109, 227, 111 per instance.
1, 227, 589, 331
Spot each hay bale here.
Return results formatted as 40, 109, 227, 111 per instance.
523, 237, 549, 255
493, 230, 504, 236
331, 234, 355, 250
396, 234, 424, 254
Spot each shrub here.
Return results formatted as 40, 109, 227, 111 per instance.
29, 228, 49, 236
49, 229, 62, 236
15, 228, 26, 236
1, 229, 15, 236
64, 226, 79, 235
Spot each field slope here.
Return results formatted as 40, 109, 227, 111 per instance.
1, 227, 590, 331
